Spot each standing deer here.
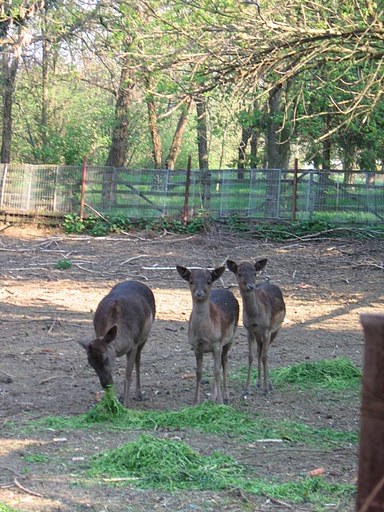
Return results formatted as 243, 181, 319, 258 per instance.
79, 280, 155, 407
227, 259, 285, 396
176, 265, 239, 405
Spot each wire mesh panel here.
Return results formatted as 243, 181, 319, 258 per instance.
1, 163, 384, 224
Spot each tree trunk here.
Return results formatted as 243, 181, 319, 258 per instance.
105, 63, 133, 168
145, 76, 162, 169
195, 96, 209, 171
41, 19, 49, 160
317, 114, 332, 207
250, 131, 258, 168
1, 51, 20, 163
265, 85, 290, 216
104, 58, 134, 205
237, 125, 252, 179
343, 146, 355, 186
165, 96, 192, 170
266, 85, 290, 169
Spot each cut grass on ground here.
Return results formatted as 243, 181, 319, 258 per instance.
88, 433, 355, 508
39, 398, 358, 447
233, 357, 361, 391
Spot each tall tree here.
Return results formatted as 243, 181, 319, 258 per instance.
1, 1, 46, 162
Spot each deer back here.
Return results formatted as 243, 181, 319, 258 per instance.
80, 281, 155, 388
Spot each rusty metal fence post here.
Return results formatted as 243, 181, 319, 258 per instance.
183, 155, 192, 226
292, 158, 298, 221
357, 314, 384, 512
80, 155, 88, 221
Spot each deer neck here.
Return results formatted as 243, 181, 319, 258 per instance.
241, 290, 261, 318
191, 298, 212, 323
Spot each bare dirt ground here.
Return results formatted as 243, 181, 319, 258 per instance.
0, 224, 383, 512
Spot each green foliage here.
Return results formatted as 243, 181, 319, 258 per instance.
54, 259, 73, 270
63, 214, 85, 234
62, 213, 207, 236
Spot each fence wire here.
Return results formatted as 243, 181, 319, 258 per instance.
1, 164, 383, 224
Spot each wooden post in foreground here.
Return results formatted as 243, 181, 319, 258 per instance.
357, 314, 384, 512
80, 155, 88, 221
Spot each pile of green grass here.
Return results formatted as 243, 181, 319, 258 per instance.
88, 434, 354, 506
271, 357, 362, 390
89, 433, 242, 490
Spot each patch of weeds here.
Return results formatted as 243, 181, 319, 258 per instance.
0, 505, 23, 512
88, 434, 355, 507
63, 214, 84, 234
23, 453, 50, 463
62, 211, 210, 237
54, 259, 72, 270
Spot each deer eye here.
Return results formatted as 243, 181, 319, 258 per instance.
238, 273, 242, 278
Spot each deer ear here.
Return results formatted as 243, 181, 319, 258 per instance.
211, 266, 225, 281
226, 260, 237, 273
103, 325, 117, 344
255, 258, 268, 272
176, 265, 191, 281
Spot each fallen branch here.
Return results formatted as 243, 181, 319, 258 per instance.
39, 375, 67, 385
47, 315, 58, 334
73, 263, 101, 274
262, 493, 294, 509
120, 255, 151, 266
14, 478, 44, 498
0, 466, 24, 478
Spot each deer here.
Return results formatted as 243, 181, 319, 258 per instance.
227, 258, 286, 396
79, 280, 155, 408
176, 265, 239, 405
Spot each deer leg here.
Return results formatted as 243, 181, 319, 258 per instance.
243, 332, 255, 396
193, 350, 203, 406
221, 343, 230, 404
256, 340, 262, 390
261, 333, 272, 394
133, 344, 144, 401
123, 349, 137, 407
212, 344, 223, 404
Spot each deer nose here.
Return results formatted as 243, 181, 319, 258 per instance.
246, 283, 256, 291
195, 290, 205, 299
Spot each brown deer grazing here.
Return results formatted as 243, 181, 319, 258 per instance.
79, 281, 155, 407
227, 259, 285, 396
176, 265, 239, 405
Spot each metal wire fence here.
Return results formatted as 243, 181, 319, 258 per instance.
1, 163, 384, 224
